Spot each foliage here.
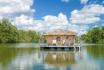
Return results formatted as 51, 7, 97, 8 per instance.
81, 26, 104, 44
17, 30, 40, 43
0, 18, 40, 43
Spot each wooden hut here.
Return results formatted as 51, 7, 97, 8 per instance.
43, 29, 76, 46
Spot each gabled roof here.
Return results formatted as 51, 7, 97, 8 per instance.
43, 29, 76, 35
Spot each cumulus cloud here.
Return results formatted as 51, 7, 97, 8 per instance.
13, 15, 34, 26
13, 15, 46, 31
12, 12, 88, 35
70, 4, 104, 24
43, 13, 68, 26
0, 0, 70, 32
81, 4, 104, 15
67, 24, 88, 35
0, 0, 34, 15
41, 13, 88, 35
13, 13, 69, 32
80, 0, 88, 4
0, 0, 35, 27
0, 0, 94, 33
0, 0, 36, 30
19, 13, 68, 32
0, 0, 69, 32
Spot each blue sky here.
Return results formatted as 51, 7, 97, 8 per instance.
0, 0, 104, 35
34, 0, 104, 19
33, 0, 104, 34
34, 0, 83, 19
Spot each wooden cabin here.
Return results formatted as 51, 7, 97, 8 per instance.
43, 29, 76, 46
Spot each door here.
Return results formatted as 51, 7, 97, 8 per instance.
56, 36, 61, 46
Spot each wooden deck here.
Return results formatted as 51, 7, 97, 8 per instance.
40, 44, 81, 51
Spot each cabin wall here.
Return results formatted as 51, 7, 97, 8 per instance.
44, 35, 75, 46
65, 35, 75, 45
45, 36, 56, 44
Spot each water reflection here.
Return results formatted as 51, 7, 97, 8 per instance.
43, 51, 80, 70
44, 52, 76, 66
87, 45, 104, 59
0, 44, 104, 70
0, 44, 39, 70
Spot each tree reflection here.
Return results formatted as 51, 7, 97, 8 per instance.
87, 45, 104, 59
0, 44, 37, 67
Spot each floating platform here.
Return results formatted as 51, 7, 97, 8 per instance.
40, 44, 81, 51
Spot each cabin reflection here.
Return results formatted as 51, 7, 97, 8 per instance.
44, 52, 76, 67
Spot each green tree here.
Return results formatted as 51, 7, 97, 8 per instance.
0, 18, 19, 43
0, 18, 40, 43
81, 26, 104, 44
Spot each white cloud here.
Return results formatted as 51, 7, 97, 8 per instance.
82, 4, 104, 15
13, 15, 46, 31
13, 15, 34, 26
0, 0, 90, 35
0, 0, 70, 32
40, 13, 72, 32
0, 0, 34, 14
80, 0, 88, 4
0, 0, 36, 31
70, 4, 104, 24
0, 0, 35, 27
13, 13, 88, 35
43, 13, 68, 26
61, 0, 70, 3
14, 13, 68, 32
40, 13, 88, 35
67, 24, 88, 35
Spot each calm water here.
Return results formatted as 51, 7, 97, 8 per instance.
0, 43, 104, 70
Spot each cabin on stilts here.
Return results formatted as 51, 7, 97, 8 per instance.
43, 29, 76, 46
40, 29, 80, 51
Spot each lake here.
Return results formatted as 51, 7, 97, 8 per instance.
0, 43, 104, 70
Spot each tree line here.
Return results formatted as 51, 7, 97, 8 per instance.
0, 18, 104, 44
81, 26, 104, 44
0, 18, 40, 43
